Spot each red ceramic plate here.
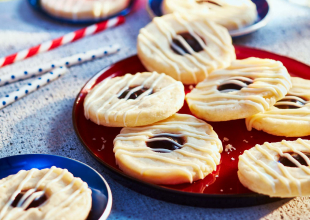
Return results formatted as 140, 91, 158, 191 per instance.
73, 46, 310, 207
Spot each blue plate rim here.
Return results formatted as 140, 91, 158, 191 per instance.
27, 0, 137, 24
146, 0, 272, 37
0, 153, 113, 220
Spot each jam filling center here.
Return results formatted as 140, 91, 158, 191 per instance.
196, 0, 221, 6
146, 134, 184, 153
171, 32, 205, 55
275, 96, 307, 109
218, 78, 253, 93
118, 87, 150, 100
278, 152, 310, 167
11, 190, 47, 210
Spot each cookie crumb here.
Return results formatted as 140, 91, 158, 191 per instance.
101, 137, 107, 143
220, 189, 223, 192
250, 136, 253, 138
189, 85, 194, 90
98, 144, 105, 151
98, 137, 107, 151
225, 144, 236, 152
231, 157, 235, 161
230, 188, 232, 190
223, 137, 229, 142
215, 175, 219, 177
243, 139, 248, 143
93, 138, 96, 141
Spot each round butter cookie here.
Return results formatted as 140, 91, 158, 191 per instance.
84, 72, 185, 127
137, 13, 236, 85
246, 77, 310, 137
113, 113, 223, 185
186, 57, 292, 122
0, 167, 92, 220
162, 0, 257, 31
238, 139, 310, 197
40, 0, 130, 21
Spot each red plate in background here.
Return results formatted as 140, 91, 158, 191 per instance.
72, 46, 310, 207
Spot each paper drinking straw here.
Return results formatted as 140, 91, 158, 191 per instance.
0, 44, 121, 86
0, 67, 67, 110
0, 16, 125, 68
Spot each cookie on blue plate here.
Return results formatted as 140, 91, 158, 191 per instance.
162, 0, 258, 30
0, 167, 92, 220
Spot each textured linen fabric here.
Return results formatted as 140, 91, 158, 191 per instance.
0, 0, 310, 219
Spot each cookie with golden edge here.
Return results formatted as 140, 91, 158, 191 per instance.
162, 0, 258, 31
238, 139, 310, 197
186, 57, 292, 121
246, 77, 310, 137
113, 113, 223, 185
84, 72, 185, 127
0, 167, 92, 220
137, 13, 235, 85
40, 0, 130, 20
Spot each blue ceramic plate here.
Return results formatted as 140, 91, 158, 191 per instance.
0, 154, 112, 220
147, 0, 271, 37
28, 0, 137, 24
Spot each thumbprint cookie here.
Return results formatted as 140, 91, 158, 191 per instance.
137, 13, 236, 85
84, 72, 185, 127
238, 139, 310, 197
246, 77, 310, 137
186, 57, 292, 121
113, 114, 223, 185
162, 0, 258, 31
0, 167, 92, 220
40, 0, 130, 21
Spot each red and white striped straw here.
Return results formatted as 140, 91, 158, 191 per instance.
0, 16, 125, 68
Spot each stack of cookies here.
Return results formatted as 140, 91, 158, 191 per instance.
83, 5, 310, 198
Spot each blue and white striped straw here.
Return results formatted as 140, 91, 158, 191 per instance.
0, 67, 68, 110
0, 44, 120, 86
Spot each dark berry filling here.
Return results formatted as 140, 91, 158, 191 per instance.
118, 87, 150, 100
171, 32, 205, 55
278, 152, 310, 167
218, 78, 253, 93
11, 190, 47, 210
146, 134, 184, 153
196, 0, 221, 6
275, 96, 307, 109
